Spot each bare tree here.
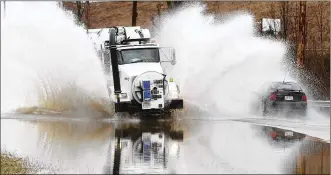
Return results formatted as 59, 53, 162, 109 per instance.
72, 1, 89, 29
167, 1, 184, 10
132, 1, 138, 26
85, 1, 90, 29
269, 2, 277, 36
296, 1, 307, 68
157, 3, 162, 17
313, 2, 324, 54
76, 1, 83, 22
280, 1, 289, 40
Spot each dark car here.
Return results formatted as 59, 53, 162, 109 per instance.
257, 81, 308, 116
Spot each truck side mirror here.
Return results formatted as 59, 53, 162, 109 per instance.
171, 49, 176, 65
160, 47, 177, 65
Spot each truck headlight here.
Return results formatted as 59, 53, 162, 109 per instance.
120, 93, 127, 99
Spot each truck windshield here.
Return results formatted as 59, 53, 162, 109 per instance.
119, 48, 160, 64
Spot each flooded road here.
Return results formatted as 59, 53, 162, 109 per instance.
1, 114, 317, 174
1, 117, 113, 173
1, 2, 330, 174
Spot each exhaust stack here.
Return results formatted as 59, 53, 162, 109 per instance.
109, 28, 122, 108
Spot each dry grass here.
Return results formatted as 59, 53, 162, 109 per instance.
1, 153, 28, 174
0, 152, 56, 174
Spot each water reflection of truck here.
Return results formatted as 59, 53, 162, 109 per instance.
105, 120, 184, 174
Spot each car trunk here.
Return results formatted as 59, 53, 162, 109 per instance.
275, 90, 305, 102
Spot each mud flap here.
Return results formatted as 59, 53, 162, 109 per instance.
115, 102, 141, 113
115, 102, 129, 112
169, 99, 184, 109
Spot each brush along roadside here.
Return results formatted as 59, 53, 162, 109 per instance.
1, 152, 28, 174
15, 82, 114, 117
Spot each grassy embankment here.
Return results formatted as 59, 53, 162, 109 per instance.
0, 153, 28, 174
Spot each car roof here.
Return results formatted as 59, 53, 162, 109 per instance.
270, 81, 302, 89
270, 81, 298, 85
261, 81, 297, 87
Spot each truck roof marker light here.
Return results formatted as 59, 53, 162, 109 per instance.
170, 78, 174, 82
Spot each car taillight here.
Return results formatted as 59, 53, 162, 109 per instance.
270, 131, 277, 139
269, 93, 277, 101
301, 95, 307, 101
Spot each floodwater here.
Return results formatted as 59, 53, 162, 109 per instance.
1, 114, 312, 174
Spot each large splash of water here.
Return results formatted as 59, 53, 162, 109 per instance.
1, 2, 112, 116
153, 5, 325, 174
155, 4, 289, 117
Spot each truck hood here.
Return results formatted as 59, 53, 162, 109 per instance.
119, 62, 164, 76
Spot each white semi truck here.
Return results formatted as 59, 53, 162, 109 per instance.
89, 26, 183, 116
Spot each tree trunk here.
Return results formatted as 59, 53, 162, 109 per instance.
85, 1, 90, 29
167, 1, 173, 9
157, 3, 162, 17
167, 1, 184, 10
76, 1, 83, 22
318, 3, 323, 54
132, 1, 138, 26
281, 1, 288, 40
297, 1, 307, 68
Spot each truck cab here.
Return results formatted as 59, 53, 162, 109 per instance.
89, 26, 183, 116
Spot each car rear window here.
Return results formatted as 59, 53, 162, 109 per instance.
275, 83, 302, 91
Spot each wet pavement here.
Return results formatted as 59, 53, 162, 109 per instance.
2, 114, 323, 174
